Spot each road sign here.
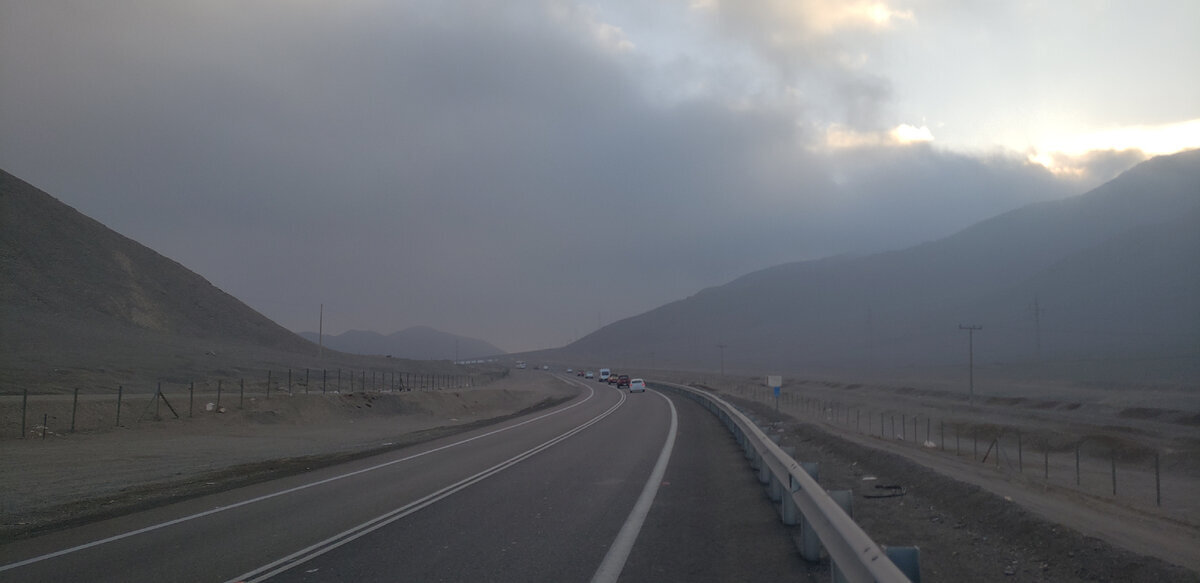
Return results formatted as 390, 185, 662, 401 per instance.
768, 375, 782, 388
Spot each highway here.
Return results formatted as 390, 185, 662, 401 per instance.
0, 375, 805, 582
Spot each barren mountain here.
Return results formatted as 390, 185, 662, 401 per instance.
553, 150, 1200, 381
0, 170, 456, 393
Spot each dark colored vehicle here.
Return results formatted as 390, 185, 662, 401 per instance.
617, 375, 630, 388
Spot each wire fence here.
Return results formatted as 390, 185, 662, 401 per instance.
725, 384, 1195, 523
1, 367, 509, 440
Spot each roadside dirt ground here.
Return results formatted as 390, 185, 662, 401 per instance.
0, 371, 575, 540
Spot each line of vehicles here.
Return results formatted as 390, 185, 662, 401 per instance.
573, 367, 645, 392
516, 361, 646, 393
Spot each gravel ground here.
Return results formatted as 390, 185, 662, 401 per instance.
730, 396, 1199, 582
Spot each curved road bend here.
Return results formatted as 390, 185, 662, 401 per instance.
0, 376, 805, 582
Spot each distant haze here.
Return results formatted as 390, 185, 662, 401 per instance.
2, 1, 1197, 351
300, 327, 505, 361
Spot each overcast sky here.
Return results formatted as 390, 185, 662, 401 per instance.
2, 0, 1198, 352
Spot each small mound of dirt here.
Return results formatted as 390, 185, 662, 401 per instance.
1119, 407, 1165, 420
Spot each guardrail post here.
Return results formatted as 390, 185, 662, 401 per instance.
782, 474, 801, 525
884, 546, 922, 582
770, 446, 796, 505
830, 489, 854, 583
798, 462, 821, 562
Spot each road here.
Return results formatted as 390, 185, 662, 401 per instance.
0, 376, 805, 582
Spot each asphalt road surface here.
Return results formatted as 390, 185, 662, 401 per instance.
0, 376, 805, 582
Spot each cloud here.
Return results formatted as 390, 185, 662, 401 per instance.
824, 122, 933, 149
695, 0, 915, 69
0, 0, 1107, 351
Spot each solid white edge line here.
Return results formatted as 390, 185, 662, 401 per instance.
0, 382, 597, 574
231, 379, 627, 583
590, 388, 678, 583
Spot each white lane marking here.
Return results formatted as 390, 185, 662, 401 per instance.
0, 383, 599, 574
229, 384, 628, 583
590, 388, 679, 583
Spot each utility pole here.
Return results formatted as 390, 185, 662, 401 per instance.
318, 303, 324, 359
716, 344, 727, 376
959, 325, 982, 404
1029, 295, 1045, 362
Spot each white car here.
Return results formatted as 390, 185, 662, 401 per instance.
585, 371, 595, 379
629, 378, 646, 393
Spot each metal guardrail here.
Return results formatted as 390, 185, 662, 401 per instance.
650, 380, 918, 583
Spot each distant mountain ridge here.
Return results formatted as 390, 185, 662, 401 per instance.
300, 326, 505, 360
553, 150, 1200, 380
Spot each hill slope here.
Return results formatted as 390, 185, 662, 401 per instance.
300, 326, 505, 360
0, 170, 318, 384
556, 150, 1200, 380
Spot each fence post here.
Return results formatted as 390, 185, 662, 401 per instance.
323, 369, 327, 394
267, 370, 272, 399
21, 388, 28, 438
240, 378, 245, 408
1017, 430, 1023, 472
116, 386, 123, 427
1155, 452, 1161, 507
1080, 446, 1089, 487
71, 388, 79, 433
217, 380, 223, 408
305, 368, 310, 394
189, 382, 194, 418
42, 413, 48, 439
1111, 450, 1117, 496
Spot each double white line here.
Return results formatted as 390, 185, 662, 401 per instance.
228, 383, 626, 582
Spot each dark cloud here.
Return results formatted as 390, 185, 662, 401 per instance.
0, 1, 1110, 350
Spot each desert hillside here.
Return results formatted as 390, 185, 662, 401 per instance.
0, 171, 489, 393
551, 150, 1200, 381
